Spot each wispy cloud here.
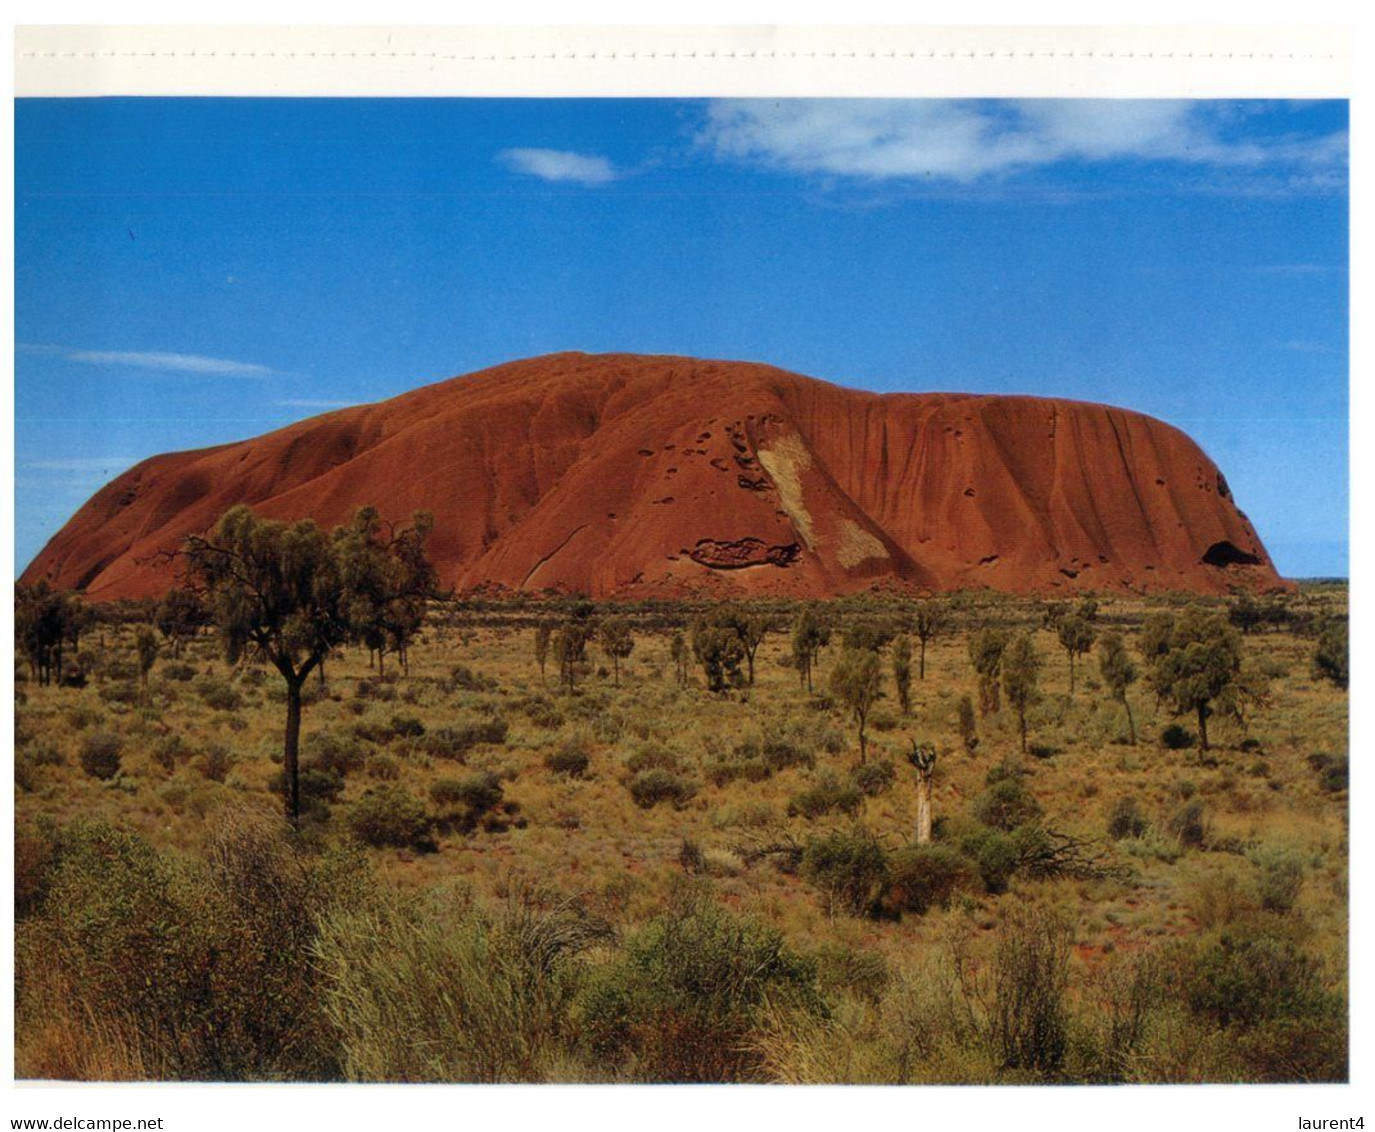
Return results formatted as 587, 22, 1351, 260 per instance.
498, 147, 619, 185
277, 398, 356, 410
24, 457, 139, 472
20, 343, 277, 377
698, 100, 1347, 187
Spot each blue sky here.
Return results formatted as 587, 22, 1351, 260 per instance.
15, 98, 1348, 577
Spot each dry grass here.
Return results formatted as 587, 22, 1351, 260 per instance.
14, 586, 1349, 1082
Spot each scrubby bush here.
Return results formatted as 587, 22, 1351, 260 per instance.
850, 759, 896, 797
347, 787, 434, 850
1308, 752, 1348, 793
624, 741, 680, 776
973, 778, 1043, 832
788, 773, 863, 819
199, 743, 234, 783
306, 731, 368, 777
418, 718, 509, 760
1166, 799, 1210, 849
15, 814, 362, 1080
1250, 845, 1306, 915
152, 733, 188, 773
1160, 724, 1195, 750
388, 714, 426, 739
959, 826, 1020, 894
801, 827, 888, 916
1107, 796, 1149, 841
883, 843, 978, 915
544, 740, 591, 778
628, 768, 697, 810
79, 731, 123, 780
194, 676, 243, 712
575, 892, 822, 1081
161, 662, 196, 683
367, 755, 401, 781
449, 664, 498, 693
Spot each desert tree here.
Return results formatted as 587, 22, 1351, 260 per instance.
1313, 617, 1349, 691
336, 506, 437, 678
830, 645, 883, 763
1146, 605, 1247, 752
892, 635, 914, 715
599, 616, 635, 686
183, 503, 435, 826
15, 582, 82, 686
969, 627, 1009, 716
533, 620, 552, 682
957, 694, 979, 754
154, 587, 206, 658
691, 616, 746, 693
669, 631, 690, 688
134, 625, 160, 688
907, 740, 938, 843
706, 604, 770, 686
1097, 631, 1140, 745
1002, 632, 1042, 754
1055, 613, 1097, 694
790, 604, 831, 693
553, 622, 593, 694
913, 600, 949, 680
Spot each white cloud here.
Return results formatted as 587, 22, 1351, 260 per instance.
698, 100, 1347, 185
24, 457, 138, 472
20, 344, 276, 377
499, 147, 618, 185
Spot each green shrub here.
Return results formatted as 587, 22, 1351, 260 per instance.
347, 787, 434, 850
1107, 796, 1149, 840
152, 734, 188, 773
1250, 845, 1307, 915
449, 664, 499, 693
628, 768, 697, 810
850, 759, 896, 797
1166, 799, 1209, 849
1308, 752, 1348, 793
800, 827, 888, 915
195, 677, 243, 712
959, 826, 1020, 894
883, 843, 978, 915
15, 814, 358, 1080
306, 730, 368, 777
625, 741, 680, 775
544, 741, 591, 778
973, 778, 1043, 832
79, 731, 123, 780
161, 662, 196, 682
367, 755, 401, 781
418, 718, 509, 760
388, 714, 426, 739
787, 773, 863, 819
1160, 724, 1195, 750
575, 893, 821, 1081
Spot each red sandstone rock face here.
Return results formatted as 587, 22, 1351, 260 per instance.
21, 352, 1289, 601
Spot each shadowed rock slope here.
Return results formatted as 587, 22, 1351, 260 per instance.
22, 352, 1289, 600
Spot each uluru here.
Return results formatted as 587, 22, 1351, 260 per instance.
21, 352, 1289, 602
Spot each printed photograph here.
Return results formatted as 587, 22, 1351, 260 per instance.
14, 96, 1348, 1083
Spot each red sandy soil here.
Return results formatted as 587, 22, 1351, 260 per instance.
21, 352, 1289, 601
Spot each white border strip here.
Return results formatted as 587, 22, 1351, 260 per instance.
15, 24, 1351, 98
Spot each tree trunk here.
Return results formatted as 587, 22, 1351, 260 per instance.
613, 655, 620, 687
857, 718, 868, 764
746, 650, 756, 687
919, 637, 927, 681
1197, 703, 1209, 751
1067, 650, 1076, 693
1122, 694, 1136, 745
1018, 708, 1028, 753
283, 675, 304, 828
915, 770, 933, 843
